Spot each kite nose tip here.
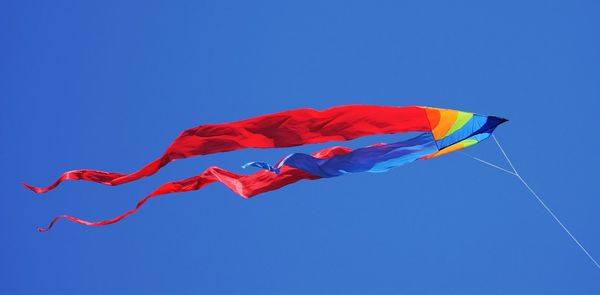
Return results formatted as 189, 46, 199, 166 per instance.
489, 116, 509, 126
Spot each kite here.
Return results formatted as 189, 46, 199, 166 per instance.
25, 105, 507, 231
25, 104, 600, 273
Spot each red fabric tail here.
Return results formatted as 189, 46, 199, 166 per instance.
25, 105, 429, 193
38, 146, 353, 232
23, 170, 126, 193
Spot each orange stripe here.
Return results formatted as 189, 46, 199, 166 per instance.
421, 142, 465, 160
431, 109, 458, 140
425, 108, 441, 131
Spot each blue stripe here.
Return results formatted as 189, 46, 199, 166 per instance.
244, 132, 438, 178
436, 115, 508, 150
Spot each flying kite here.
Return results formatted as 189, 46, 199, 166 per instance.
26, 105, 507, 231
25, 104, 600, 272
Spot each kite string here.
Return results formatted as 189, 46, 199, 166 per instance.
515, 171, 600, 270
458, 151, 517, 176
490, 135, 600, 271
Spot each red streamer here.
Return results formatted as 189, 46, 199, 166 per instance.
38, 146, 353, 231
25, 105, 429, 194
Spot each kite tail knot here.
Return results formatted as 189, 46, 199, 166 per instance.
242, 161, 281, 174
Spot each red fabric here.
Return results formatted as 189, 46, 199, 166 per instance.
25, 105, 430, 193
37, 146, 353, 232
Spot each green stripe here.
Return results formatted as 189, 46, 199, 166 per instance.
461, 139, 478, 148
442, 111, 473, 139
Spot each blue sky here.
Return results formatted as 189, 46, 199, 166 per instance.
1, 1, 599, 294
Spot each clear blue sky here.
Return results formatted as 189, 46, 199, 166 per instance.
2, 1, 599, 294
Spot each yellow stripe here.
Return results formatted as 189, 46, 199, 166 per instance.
442, 111, 474, 139
431, 109, 458, 140
421, 139, 478, 159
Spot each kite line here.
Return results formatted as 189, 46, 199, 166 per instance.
462, 135, 600, 271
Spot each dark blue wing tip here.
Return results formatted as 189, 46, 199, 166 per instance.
489, 116, 509, 124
